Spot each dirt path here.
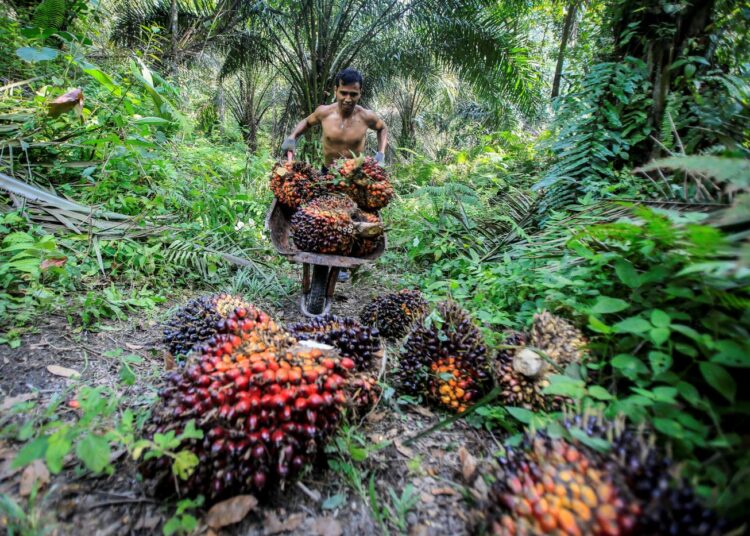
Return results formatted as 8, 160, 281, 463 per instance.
0, 276, 496, 535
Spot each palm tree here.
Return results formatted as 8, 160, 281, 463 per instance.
225, 65, 285, 151
218, 0, 544, 120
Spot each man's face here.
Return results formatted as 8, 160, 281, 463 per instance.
335, 82, 361, 112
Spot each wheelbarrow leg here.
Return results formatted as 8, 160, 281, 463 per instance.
302, 263, 311, 294
326, 268, 340, 299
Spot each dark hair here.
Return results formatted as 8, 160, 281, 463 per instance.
334, 68, 363, 89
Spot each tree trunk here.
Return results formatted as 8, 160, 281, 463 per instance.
215, 83, 225, 137
551, 0, 579, 99
170, 0, 179, 73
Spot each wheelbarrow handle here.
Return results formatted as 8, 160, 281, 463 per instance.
287, 150, 294, 163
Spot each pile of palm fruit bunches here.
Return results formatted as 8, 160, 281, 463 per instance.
151, 292, 728, 533
148, 293, 383, 502
269, 155, 393, 255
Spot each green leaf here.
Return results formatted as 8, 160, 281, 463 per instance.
650, 309, 671, 327
76, 433, 111, 473
349, 446, 367, 462
650, 327, 670, 346
676, 381, 702, 407
172, 450, 199, 480
587, 385, 613, 400
587, 315, 611, 334
648, 351, 672, 376
16, 46, 59, 62
134, 116, 172, 126
591, 296, 629, 314
699, 362, 736, 402
568, 427, 610, 451
711, 340, 750, 367
653, 418, 684, 438
45, 430, 72, 474
613, 316, 651, 334
12, 436, 48, 468
610, 354, 648, 380
505, 406, 534, 424
614, 259, 640, 288
543, 375, 586, 399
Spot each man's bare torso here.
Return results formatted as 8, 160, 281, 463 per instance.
316, 104, 374, 164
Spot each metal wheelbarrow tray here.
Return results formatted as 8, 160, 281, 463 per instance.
265, 198, 386, 316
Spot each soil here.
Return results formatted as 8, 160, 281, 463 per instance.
0, 271, 498, 536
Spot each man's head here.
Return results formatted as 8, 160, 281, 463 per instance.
333, 68, 363, 112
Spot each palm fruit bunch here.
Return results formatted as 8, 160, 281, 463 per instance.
478, 414, 727, 536
269, 160, 324, 209
360, 289, 428, 339
351, 210, 383, 257
484, 431, 641, 535
335, 156, 394, 211
397, 300, 491, 413
141, 308, 356, 502
344, 373, 381, 416
594, 418, 727, 535
529, 311, 587, 367
493, 312, 587, 411
290, 195, 357, 255
287, 315, 381, 372
162, 294, 256, 357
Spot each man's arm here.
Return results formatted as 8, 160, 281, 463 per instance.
366, 112, 388, 163
281, 108, 323, 154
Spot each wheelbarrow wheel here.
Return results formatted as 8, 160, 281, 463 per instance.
305, 265, 328, 315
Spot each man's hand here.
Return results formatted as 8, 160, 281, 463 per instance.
281, 137, 297, 154
374, 151, 385, 166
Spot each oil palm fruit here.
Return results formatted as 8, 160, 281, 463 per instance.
343, 372, 381, 416
486, 432, 641, 535
291, 195, 357, 255
287, 315, 381, 372
360, 289, 428, 339
494, 331, 553, 411
335, 156, 394, 211
162, 294, 259, 357
530, 311, 587, 368
269, 161, 324, 209
142, 310, 355, 502
398, 301, 491, 413
480, 415, 727, 535
351, 210, 383, 257
579, 416, 728, 536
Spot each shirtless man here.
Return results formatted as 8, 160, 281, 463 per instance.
280, 68, 388, 167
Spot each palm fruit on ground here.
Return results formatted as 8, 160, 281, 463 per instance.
162, 294, 258, 357
485, 432, 641, 535
581, 416, 728, 536
142, 310, 356, 502
269, 161, 324, 209
478, 415, 727, 536
287, 315, 381, 372
343, 372, 382, 417
398, 300, 491, 413
494, 331, 566, 412
351, 210, 383, 257
529, 311, 587, 368
359, 289, 428, 339
290, 195, 357, 255
335, 156, 394, 211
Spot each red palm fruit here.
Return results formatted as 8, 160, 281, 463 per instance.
397, 300, 491, 413
141, 312, 352, 504
269, 161, 325, 209
333, 156, 394, 211
290, 195, 357, 255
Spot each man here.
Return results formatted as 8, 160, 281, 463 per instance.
281, 68, 388, 168
281, 68, 388, 282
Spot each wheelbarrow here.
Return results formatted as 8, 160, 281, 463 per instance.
265, 154, 386, 317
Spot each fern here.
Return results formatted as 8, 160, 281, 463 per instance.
31, 0, 66, 30
535, 58, 652, 201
